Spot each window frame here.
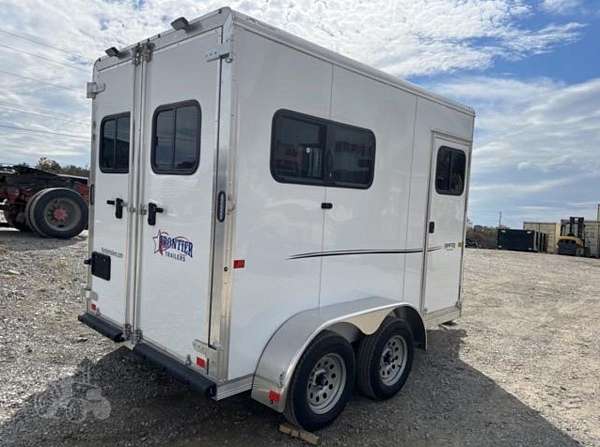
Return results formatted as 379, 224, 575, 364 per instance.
435, 145, 466, 196
99, 112, 131, 174
151, 99, 201, 175
270, 109, 376, 190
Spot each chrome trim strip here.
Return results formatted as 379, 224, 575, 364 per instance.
288, 248, 427, 259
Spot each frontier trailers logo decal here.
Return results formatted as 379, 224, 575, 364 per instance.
153, 229, 193, 262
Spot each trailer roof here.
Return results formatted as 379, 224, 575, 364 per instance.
94, 7, 474, 117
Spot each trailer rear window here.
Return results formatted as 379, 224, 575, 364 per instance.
152, 101, 201, 175
271, 110, 375, 189
100, 113, 130, 173
435, 146, 466, 195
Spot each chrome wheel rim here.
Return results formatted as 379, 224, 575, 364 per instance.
379, 335, 407, 386
306, 353, 346, 414
42, 198, 81, 232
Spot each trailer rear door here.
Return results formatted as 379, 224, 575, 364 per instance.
89, 61, 136, 329
423, 136, 470, 314
133, 30, 221, 359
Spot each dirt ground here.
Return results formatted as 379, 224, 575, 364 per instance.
1, 228, 599, 446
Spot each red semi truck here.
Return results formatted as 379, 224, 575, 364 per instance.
0, 164, 89, 239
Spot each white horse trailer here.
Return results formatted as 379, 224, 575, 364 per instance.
80, 7, 475, 430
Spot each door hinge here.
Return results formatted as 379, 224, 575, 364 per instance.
132, 329, 143, 343
123, 324, 132, 340
86, 81, 105, 99
205, 40, 232, 63
133, 41, 155, 65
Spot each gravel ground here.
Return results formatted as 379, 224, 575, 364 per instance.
1, 228, 599, 446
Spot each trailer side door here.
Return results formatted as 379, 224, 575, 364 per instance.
423, 136, 470, 314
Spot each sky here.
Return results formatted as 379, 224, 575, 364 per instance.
0, 0, 598, 227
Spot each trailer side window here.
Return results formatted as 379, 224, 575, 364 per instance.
271, 113, 326, 185
330, 124, 375, 188
271, 110, 375, 189
152, 101, 201, 175
435, 146, 466, 195
100, 113, 130, 173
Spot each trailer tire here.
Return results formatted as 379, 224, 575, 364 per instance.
29, 188, 88, 239
356, 317, 414, 400
284, 330, 355, 431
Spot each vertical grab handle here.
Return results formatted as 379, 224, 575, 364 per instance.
216, 191, 226, 222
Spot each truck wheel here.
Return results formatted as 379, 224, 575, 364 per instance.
284, 331, 355, 431
25, 189, 48, 237
356, 317, 414, 400
29, 188, 88, 239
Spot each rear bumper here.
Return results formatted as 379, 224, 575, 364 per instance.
77, 312, 217, 397
77, 312, 124, 342
133, 342, 217, 398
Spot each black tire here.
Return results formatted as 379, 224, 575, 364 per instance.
25, 190, 48, 237
284, 331, 355, 431
29, 188, 88, 239
356, 317, 414, 400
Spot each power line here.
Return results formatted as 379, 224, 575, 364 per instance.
0, 104, 88, 125
0, 69, 81, 92
0, 42, 89, 73
0, 28, 90, 61
0, 124, 88, 141
0, 101, 88, 122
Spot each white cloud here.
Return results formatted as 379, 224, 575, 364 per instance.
541, 0, 583, 14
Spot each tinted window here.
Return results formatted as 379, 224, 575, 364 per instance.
100, 113, 130, 173
152, 101, 200, 174
271, 110, 375, 189
435, 146, 466, 195
330, 125, 375, 187
271, 115, 325, 185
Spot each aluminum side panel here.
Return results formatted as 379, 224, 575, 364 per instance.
226, 27, 332, 380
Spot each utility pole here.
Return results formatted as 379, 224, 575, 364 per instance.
498, 211, 502, 228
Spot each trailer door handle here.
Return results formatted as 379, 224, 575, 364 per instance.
216, 191, 226, 222
428, 221, 435, 233
321, 202, 333, 210
147, 202, 164, 226
106, 198, 125, 219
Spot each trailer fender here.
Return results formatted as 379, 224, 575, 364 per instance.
251, 296, 425, 413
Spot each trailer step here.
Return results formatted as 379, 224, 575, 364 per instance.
133, 342, 217, 398
77, 312, 124, 342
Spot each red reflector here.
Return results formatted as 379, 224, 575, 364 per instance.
268, 390, 281, 403
90, 303, 97, 311
196, 357, 206, 368
233, 259, 245, 269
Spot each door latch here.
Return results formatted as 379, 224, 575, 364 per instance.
428, 221, 435, 233
147, 202, 164, 226
106, 198, 125, 219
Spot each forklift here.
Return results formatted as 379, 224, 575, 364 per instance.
557, 217, 585, 256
